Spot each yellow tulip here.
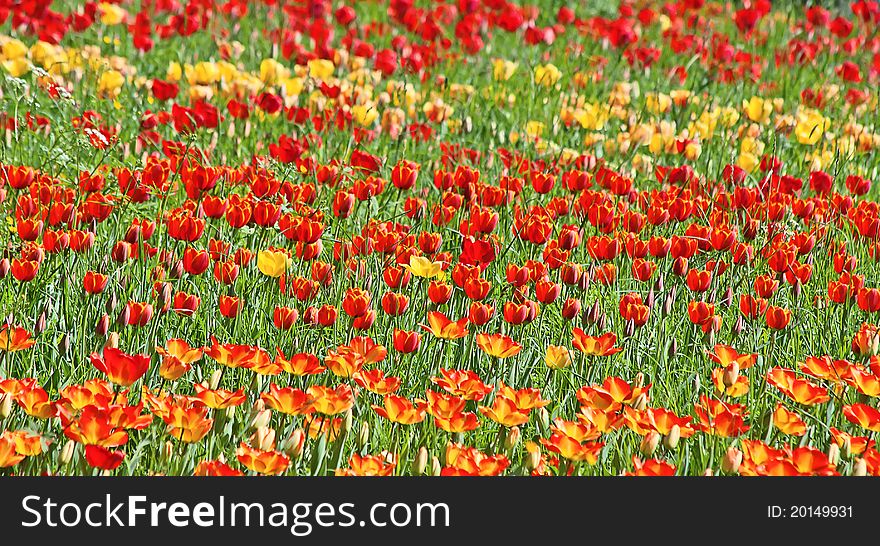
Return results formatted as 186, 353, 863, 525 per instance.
1, 39, 28, 60
97, 70, 125, 98
2, 58, 30, 78
308, 59, 335, 81
492, 58, 517, 82
166, 62, 182, 82
352, 104, 378, 126
259, 58, 287, 85
545, 345, 572, 369
187, 62, 220, 86
794, 110, 830, 146
281, 76, 304, 97
403, 255, 444, 279
525, 120, 544, 139
257, 250, 289, 278
98, 2, 127, 25
534, 63, 561, 87
744, 96, 772, 124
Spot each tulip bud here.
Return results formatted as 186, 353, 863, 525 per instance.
505, 426, 521, 451
733, 314, 744, 336
209, 369, 223, 390
357, 422, 370, 450
58, 333, 70, 356
668, 338, 678, 359
0, 258, 8, 278
646, 288, 655, 309
286, 429, 306, 460
525, 447, 541, 472
703, 468, 714, 476
653, 275, 664, 292
60, 440, 76, 466
721, 447, 743, 474
170, 260, 185, 279
161, 441, 174, 462
841, 437, 852, 459
251, 426, 276, 452
640, 432, 661, 457
853, 457, 868, 476
249, 409, 272, 431
624, 319, 635, 337
412, 446, 428, 475
632, 372, 645, 389
95, 314, 110, 336
105, 292, 118, 314
247, 399, 266, 424
0, 393, 12, 418
537, 407, 550, 436
34, 311, 46, 334
632, 392, 648, 411
663, 424, 681, 450
722, 362, 740, 388
104, 331, 119, 350
598, 313, 609, 332
827, 443, 840, 466
792, 279, 802, 300
662, 291, 675, 316
116, 305, 130, 327
342, 409, 353, 436
707, 288, 717, 304
721, 287, 734, 307
586, 301, 601, 324
430, 456, 442, 476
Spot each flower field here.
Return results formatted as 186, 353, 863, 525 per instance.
1, 0, 880, 477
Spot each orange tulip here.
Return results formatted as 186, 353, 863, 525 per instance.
89, 347, 150, 387
275, 350, 325, 376
772, 403, 807, 436
707, 344, 757, 369
478, 397, 530, 427
431, 368, 493, 401
442, 443, 509, 476
0, 325, 36, 352
204, 337, 257, 368
236, 443, 290, 475
540, 433, 604, 464
162, 401, 214, 443
372, 394, 427, 425
336, 453, 397, 476
421, 311, 469, 340
261, 384, 314, 416
475, 333, 521, 358
353, 368, 401, 395
425, 390, 467, 419
308, 384, 355, 415
0, 433, 26, 468
64, 405, 129, 447
843, 403, 880, 433
433, 411, 480, 433
193, 383, 248, 409
572, 329, 623, 356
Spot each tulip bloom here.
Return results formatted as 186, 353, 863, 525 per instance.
403, 255, 445, 279
475, 333, 521, 359
0, 326, 36, 352
572, 329, 623, 357
90, 347, 150, 387
422, 311, 469, 340
257, 249, 289, 277
545, 345, 572, 369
